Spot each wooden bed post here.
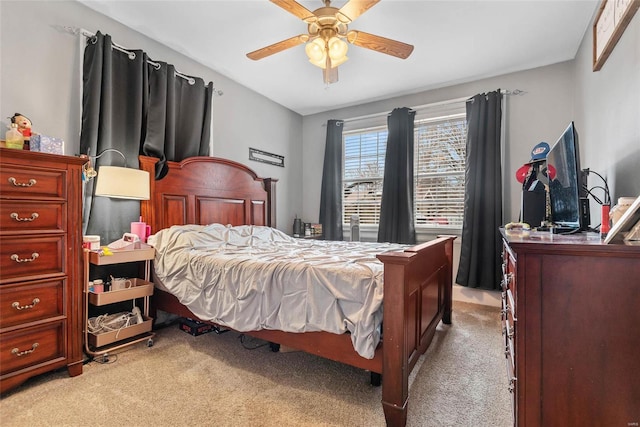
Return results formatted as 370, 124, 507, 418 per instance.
139, 156, 158, 231
263, 178, 277, 228
440, 234, 456, 325
378, 255, 413, 427
377, 236, 456, 426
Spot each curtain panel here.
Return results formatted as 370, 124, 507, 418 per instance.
377, 107, 416, 244
80, 31, 212, 242
143, 62, 213, 179
456, 90, 503, 290
319, 119, 344, 241
80, 32, 147, 243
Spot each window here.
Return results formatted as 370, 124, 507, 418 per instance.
414, 114, 467, 229
343, 126, 387, 225
342, 100, 467, 230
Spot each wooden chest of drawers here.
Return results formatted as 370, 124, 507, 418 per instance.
500, 229, 640, 426
0, 148, 86, 393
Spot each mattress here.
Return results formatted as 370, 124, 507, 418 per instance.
148, 224, 405, 359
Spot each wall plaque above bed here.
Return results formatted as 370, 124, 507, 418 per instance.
249, 147, 285, 167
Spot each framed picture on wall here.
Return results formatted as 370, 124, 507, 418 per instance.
604, 195, 640, 244
593, 0, 640, 71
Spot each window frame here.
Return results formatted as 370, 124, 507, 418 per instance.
341, 100, 467, 235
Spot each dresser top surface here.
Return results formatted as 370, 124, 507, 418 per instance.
500, 228, 640, 254
0, 147, 86, 165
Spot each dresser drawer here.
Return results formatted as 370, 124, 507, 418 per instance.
0, 201, 65, 233
0, 279, 64, 329
0, 321, 65, 376
0, 165, 66, 200
0, 236, 64, 283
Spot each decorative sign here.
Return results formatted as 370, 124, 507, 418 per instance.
249, 147, 285, 167
593, 0, 640, 71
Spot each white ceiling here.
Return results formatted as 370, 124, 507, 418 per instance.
78, 0, 599, 116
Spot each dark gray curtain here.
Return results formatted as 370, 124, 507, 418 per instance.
81, 32, 213, 243
80, 32, 147, 244
143, 62, 212, 179
319, 119, 344, 241
456, 90, 503, 290
377, 107, 416, 244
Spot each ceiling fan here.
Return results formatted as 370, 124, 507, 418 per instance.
246, 0, 414, 84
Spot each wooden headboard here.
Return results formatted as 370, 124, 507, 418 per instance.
139, 156, 277, 234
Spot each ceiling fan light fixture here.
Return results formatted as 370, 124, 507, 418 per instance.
328, 37, 348, 64
305, 38, 326, 68
249, 0, 413, 85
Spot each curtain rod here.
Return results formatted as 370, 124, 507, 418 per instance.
326, 89, 524, 126
466, 89, 525, 102
63, 26, 223, 96
341, 95, 471, 124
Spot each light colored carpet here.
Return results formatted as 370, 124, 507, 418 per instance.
0, 301, 511, 427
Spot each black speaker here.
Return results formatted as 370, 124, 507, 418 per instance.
522, 190, 546, 228
293, 218, 303, 237
579, 197, 591, 230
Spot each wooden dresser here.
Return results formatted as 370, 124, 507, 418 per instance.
0, 148, 86, 393
500, 229, 640, 426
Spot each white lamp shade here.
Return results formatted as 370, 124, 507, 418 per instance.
94, 166, 150, 200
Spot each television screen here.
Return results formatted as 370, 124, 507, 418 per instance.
546, 122, 586, 231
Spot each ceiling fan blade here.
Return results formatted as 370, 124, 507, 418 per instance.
246, 34, 309, 61
270, 0, 317, 23
347, 30, 414, 59
337, 0, 380, 23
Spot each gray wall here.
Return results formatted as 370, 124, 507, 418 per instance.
573, 10, 640, 208
0, 0, 303, 232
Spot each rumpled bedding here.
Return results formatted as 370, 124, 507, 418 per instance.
148, 224, 405, 359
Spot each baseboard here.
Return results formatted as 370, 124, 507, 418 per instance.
452, 284, 501, 307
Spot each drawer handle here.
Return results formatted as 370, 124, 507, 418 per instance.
10, 253, 40, 263
12, 298, 41, 310
10, 212, 39, 222
8, 177, 37, 187
11, 343, 39, 357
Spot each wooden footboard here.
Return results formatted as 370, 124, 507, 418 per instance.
377, 235, 455, 426
151, 235, 455, 427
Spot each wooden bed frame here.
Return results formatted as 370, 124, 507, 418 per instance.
139, 155, 455, 427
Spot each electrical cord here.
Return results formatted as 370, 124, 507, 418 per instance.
238, 334, 269, 350
585, 185, 607, 205
87, 310, 140, 339
89, 354, 119, 365
583, 168, 611, 206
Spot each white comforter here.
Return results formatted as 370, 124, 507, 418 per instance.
148, 224, 405, 359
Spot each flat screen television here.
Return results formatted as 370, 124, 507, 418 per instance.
546, 122, 589, 232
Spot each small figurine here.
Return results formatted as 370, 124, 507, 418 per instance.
9, 113, 33, 139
